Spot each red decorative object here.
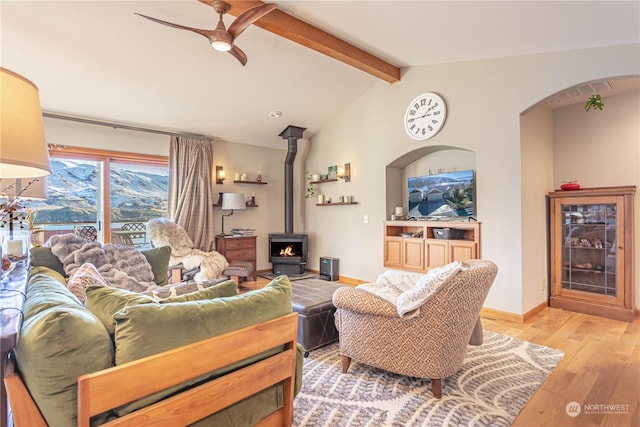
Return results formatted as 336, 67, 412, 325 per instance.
560, 182, 581, 191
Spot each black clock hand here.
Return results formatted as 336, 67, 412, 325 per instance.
416, 106, 435, 119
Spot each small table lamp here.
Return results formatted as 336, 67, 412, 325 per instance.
220, 193, 246, 236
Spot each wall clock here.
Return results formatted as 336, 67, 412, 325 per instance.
403, 92, 447, 140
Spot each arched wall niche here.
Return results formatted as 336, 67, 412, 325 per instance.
385, 145, 476, 219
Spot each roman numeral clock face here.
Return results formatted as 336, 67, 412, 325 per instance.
404, 92, 447, 140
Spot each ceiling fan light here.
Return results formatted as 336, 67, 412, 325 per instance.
211, 40, 232, 52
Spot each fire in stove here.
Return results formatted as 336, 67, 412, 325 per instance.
279, 245, 297, 257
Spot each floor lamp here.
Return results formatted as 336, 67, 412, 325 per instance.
220, 193, 246, 236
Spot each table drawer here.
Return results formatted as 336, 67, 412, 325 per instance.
223, 238, 253, 250
225, 249, 255, 262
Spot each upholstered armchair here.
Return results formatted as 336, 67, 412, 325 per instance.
332, 259, 498, 399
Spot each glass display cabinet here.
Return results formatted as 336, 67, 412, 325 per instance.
548, 186, 635, 322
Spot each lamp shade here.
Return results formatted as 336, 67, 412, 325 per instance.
0, 177, 48, 200
0, 68, 51, 178
221, 193, 246, 210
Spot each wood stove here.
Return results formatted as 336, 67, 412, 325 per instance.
269, 233, 308, 275
268, 125, 309, 276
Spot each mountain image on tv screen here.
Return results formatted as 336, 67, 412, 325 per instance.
408, 169, 475, 219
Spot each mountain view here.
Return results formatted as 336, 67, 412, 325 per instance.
27, 158, 168, 224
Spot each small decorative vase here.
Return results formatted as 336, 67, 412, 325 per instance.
318, 195, 325, 204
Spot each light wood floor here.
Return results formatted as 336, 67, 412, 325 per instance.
249, 276, 640, 426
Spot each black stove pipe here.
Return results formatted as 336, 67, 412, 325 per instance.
279, 125, 306, 234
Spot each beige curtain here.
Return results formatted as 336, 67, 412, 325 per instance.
168, 136, 216, 251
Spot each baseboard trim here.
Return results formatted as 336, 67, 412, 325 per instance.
481, 301, 548, 323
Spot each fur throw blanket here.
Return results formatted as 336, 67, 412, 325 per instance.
357, 261, 467, 318
147, 218, 228, 282
47, 234, 156, 292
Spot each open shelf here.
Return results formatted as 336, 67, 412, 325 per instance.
310, 179, 338, 184
315, 202, 358, 206
213, 204, 258, 208
233, 180, 267, 185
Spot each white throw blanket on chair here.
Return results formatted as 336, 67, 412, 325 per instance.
147, 218, 228, 282
357, 261, 467, 317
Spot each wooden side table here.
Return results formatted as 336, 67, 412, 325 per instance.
215, 235, 257, 281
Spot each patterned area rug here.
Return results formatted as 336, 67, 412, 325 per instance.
293, 330, 563, 427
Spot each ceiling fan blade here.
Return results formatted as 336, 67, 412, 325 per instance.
227, 3, 277, 39
135, 13, 215, 39
228, 45, 248, 66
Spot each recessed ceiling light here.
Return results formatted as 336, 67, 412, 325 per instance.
269, 111, 283, 119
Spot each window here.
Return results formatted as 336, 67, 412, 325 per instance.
28, 146, 168, 245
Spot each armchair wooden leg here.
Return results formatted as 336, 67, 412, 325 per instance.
341, 355, 351, 373
431, 378, 442, 399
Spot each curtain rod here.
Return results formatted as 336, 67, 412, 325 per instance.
42, 111, 210, 139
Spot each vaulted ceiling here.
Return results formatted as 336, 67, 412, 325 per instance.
2, 1, 639, 148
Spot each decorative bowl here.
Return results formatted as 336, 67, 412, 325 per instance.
560, 182, 581, 191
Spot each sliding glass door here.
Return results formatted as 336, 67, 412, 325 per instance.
27, 147, 168, 245
109, 161, 168, 247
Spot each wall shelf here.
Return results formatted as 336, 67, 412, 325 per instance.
233, 180, 267, 185
315, 202, 358, 206
213, 204, 258, 208
310, 179, 337, 184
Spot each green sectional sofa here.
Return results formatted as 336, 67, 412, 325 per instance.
6, 263, 303, 426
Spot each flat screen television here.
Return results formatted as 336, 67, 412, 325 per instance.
407, 169, 475, 219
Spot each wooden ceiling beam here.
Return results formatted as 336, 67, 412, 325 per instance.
198, 0, 400, 83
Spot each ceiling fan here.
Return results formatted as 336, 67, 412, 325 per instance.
136, 0, 277, 66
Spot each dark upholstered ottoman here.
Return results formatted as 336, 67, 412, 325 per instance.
291, 279, 345, 357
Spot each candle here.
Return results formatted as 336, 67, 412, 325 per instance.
6, 240, 23, 256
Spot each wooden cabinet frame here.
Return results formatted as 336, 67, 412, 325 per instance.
548, 186, 635, 322
383, 220, 480, 272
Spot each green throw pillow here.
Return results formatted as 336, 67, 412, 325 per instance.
112, 275, 292, 415
15, 273, 113, 427
140, 246, 172, 287
23, 267, 81, 320
85, 279, 238, 335
29, 247, 67, 277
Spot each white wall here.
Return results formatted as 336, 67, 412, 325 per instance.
304, 44, 639, 315
43, 117, 290, 272
552, 89, 640, 307
520, 104, 554, 312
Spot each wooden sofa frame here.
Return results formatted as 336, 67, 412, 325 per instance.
4, 312, 299, 427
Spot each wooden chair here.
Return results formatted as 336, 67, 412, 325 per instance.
73, 225, 98, 242
121, 222, 147, 247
